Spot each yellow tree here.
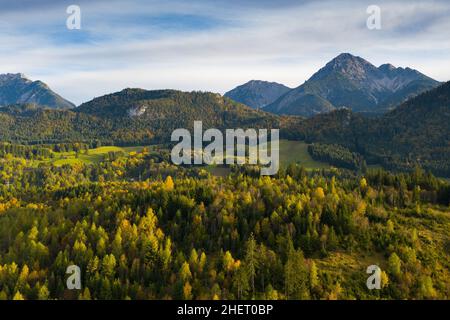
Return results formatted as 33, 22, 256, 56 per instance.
164, 176, 174, 191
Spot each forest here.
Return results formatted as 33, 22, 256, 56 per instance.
0, 84, 449, 300
308, 143, 365, 171
0, 145, 449, 300
1, 82, 450, 177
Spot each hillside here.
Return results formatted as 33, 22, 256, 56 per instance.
0, 89, 279, 145
371, 81, 450, 174
76, 88, 279, 141
286, 81, 450, 176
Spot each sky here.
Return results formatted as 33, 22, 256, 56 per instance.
0, 0, 449, 105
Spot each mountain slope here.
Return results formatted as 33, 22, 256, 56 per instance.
285, 81, 450, 175
224, 80, 291, 109
0, 89, 279, 145
76, 88, 278, 125
0, 73, 75, 109
265, 53, 440, 117
376, 81, 450, 156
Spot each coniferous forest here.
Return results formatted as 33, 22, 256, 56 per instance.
0, 146, 449, 300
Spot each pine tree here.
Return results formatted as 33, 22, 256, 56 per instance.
284, 247, 309, 300
164, 176, 175, 191
310, 261, 319, 289
388, 253, 401, 278
244, 234, 259, 299
13, 291, 24, 300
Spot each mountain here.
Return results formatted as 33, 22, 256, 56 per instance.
362, 81, 450, 175
375, 80, 450, 157
0, 73, 75, 109
286, 81, 450, 176
0, 89, 279, 145
224, 80, 291, 109
76, 88, 280, 143
264, 53, 440, 117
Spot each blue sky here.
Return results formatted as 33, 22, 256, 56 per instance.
1, 0, 449, 105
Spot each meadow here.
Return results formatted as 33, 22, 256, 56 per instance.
50, 146, 146, 166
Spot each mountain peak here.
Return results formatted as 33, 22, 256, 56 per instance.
246, 80, 266, 84
310, 53, 377, 83
0, 73, 30, 83
264, 54, 440, 116
0, 73, 75, 109
379, 63, 396, 72
330, 53, 370, 65
334, 52, 358, 61
225, 80, 290, 109
331, 52, 372, 66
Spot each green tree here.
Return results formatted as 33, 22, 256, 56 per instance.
388, 253, 402, 278
244, 234, 259, 299
284, 247, 309, 300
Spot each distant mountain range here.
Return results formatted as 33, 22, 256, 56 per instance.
224, 80, 291, 109
226, 53, 440, 117
2, 52, 438, 116
0, 73, 75, 109
0, 55, 449, 175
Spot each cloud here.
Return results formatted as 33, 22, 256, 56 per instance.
0, 0, 449, 105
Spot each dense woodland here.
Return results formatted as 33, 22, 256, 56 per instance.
0, 146, 449, 300
308, 143, 365, 171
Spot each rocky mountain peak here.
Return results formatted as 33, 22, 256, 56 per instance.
0, 73, 75, 109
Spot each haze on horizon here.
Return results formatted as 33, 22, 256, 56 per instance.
1, 0, 449, 105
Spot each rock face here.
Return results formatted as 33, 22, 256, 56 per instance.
264, 53, 440, 117
224, 80, 291, 109
0, 73, 75, 109
127, 105, 148, 117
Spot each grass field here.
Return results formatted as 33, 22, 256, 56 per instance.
51, 146, 146, 167
205, 140, 331, 176
47, 140, 330, 171
278, 140, 330, 169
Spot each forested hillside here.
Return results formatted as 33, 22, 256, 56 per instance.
0, 90, 279, 145
0, 82, 449, 177
284, 81, 450, 176
0, 84, 449, 301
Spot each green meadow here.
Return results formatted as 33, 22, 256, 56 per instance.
36, 140, 330, 170
278, 140, 330, 169
51, 146, 146, 166
205, 140, 331, 175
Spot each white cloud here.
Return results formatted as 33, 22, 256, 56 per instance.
0, 0, 449, 105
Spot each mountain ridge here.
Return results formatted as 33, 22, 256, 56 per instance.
264, 53, 440, 117
0, 73, 75, 109
224, 80, 291, 109
0, 88, 279, 145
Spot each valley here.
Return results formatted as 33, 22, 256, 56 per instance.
10, 140, 329, 171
